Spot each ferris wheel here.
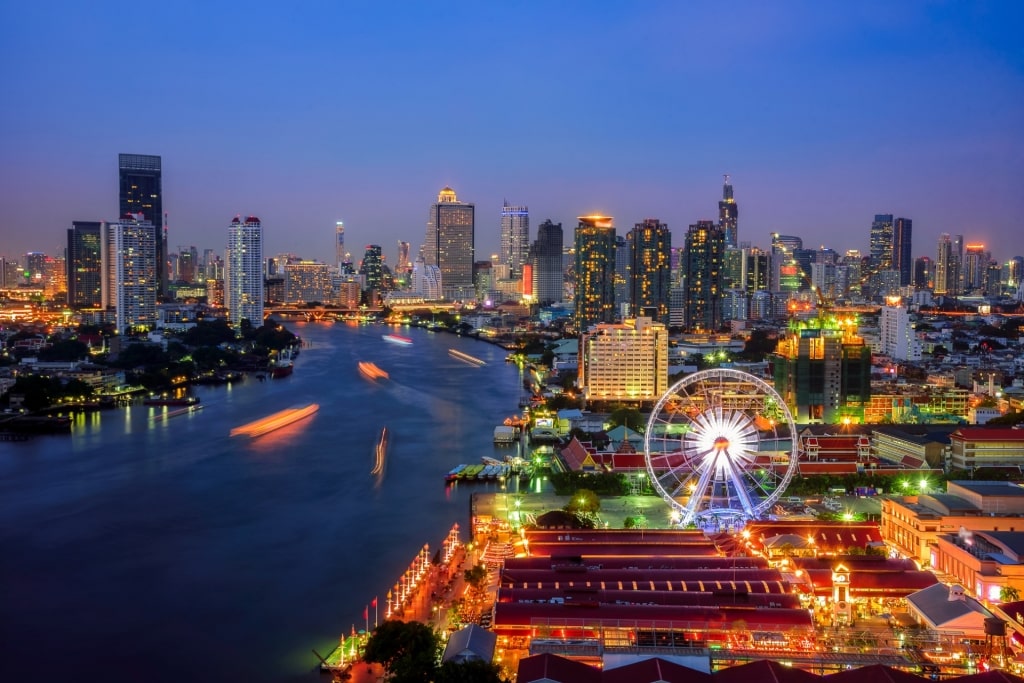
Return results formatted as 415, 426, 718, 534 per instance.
643, 368, 799, 527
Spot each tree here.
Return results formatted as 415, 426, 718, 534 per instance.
564, 488, 601, 517
1000, 586, 1020, 603
607, 405, 643, 432
362, 620, 440, 683
435, 659, 508, 683
37, 339, 89, 362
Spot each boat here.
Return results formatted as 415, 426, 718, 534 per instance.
460, 464, 484, 480
382, 334, 413, 346
448, 348, 486, 366
445, 464, 467, 482
269, 359, 293, 378
358, 361, 389, 380
143, 395, 200, 407
152, 404, 204, 422
230, 404, 319, 438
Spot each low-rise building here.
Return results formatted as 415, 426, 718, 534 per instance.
948, 427, 1024, 471
932, 530, 1024, 603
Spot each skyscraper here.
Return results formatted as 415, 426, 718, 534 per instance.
424, 186, 475, 301
683, 220, 725, 332
719, 175, 738, 249
914, 256, 932, 290
529, 219, 563, 305
106, 214, 157, 333
118, 154, 165, 295
67, 221, 103, 309
770, 233, 803, 293
361, 244, 384, 292
500, 201, 529, 278
335, 221, 346, 268
573, 215, 616, 331
225, 215, 264, 328
893, 217, 913, 287
869, 214, 894, 274
963, 244, 988, 294
627, 218, 671, 324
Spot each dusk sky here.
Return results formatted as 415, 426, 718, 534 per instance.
2, 1, 1023, 267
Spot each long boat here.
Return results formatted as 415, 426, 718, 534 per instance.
445, 464, 467, 482
382, 334, 413, 346
229, 404, 319, 438
358, 361, 389, 380
448, 349, 486, 366
460, 464, 484, 480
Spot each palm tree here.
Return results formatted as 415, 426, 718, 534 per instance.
999, 585, 1020, 603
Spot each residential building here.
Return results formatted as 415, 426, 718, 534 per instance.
283, 260, 332, 304
880, 299, 922, 361
361, 244, 384, 292
500, 202, 529, 278
225, 215, 264, 328
869, 214, 894, 275
573, 216, 616, 332
627, 218, 671, 324
106, 213, 158, 333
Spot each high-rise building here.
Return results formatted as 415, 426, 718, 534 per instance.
500, 202, 529, 278
773, 317, 871, 423
118, 154, 165, 295
106, 214, 158, 333
742, 246, 770, 293
683, 220, 725, 332
914, 256, 933, 290
67, 221, 103, 309
335, 221, 346, 268
963, 244, 988, 294
627, 218, 671, 324
225, 215, 264, 328
579, 317, 669, 403
869, 214, 894, 274
935, 233, 953, 296
880, 299, 922, 361
770, 233, 803, 293
529, 219, 563, 305
719, 175, 738, 249
573, 215, 616, 331
424, 186, 475, 301
284, 260, 332, 304
613, 235, 630, 313
361, 244, 384, 292
893, 217, 913, 287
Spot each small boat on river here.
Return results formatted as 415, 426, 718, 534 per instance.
382, 334, 413, 346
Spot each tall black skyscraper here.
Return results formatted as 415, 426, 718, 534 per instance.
573, 216, 616, 331
118, 154, 165, 295
719, 175, 738, 249
683, 220, 725, 332
893, 217, 913, 286
869, 214, 894, 274
529, 219, 563, 305
627, 218, 671, 324
67, 221, 103, 309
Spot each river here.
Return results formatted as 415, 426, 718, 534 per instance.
0, 322, 527, 683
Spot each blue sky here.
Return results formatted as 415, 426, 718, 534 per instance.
1, 1, 1022, 267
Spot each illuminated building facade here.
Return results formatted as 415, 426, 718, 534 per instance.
573, 216, 616, 331
361, 244, 384, 292
770, 233, 802, 293
683, 220, 724, 332
869, 214, 894, 274
880, 299, 922, 361
962, 244, 989, 294
118, 154, 165, 295
914, 256, 932, 290
107, 214, 158, 333
283, 260, 332, 304
627, 218, 671, 324
225, 215, 264, 328
424, 186, 475, 301
500, 202, 529, 278
335, 221, 345, 268
579, 317, 668, 403
719, 174, 738, 249
772, 316, 870, 423
529, 219, 563, 305
67, 221, 103, 309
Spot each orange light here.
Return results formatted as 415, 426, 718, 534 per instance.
230, 404, 319, 437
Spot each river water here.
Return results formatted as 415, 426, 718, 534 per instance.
0, 322, 526, 683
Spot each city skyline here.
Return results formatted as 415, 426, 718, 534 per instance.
1, 3, 1023, 264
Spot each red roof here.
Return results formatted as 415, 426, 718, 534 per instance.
802, 569, 937, 596
525, 542, 720, 558
715, 659, 821, 683
951, 428, 1024, 442
603, 657, 712, 683
823, 664, 925, 683
517, 653, 602, 683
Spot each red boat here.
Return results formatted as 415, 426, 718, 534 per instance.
270, 360, 294, 378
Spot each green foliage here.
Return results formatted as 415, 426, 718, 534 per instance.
110, 343, 169, 369
181, 319, 237, 346
37, 339, 89, 362
362, 620, 440, 683
564, 488, 601, 515
435, 659, 509, 683
546, 394, 578, 411
1000, 586, 1020, 603
607, 405, 643, 432
2, 374, 93, 410
463, 564, 489, 593
246, 321, 298, 351
550, 471, 628, 496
